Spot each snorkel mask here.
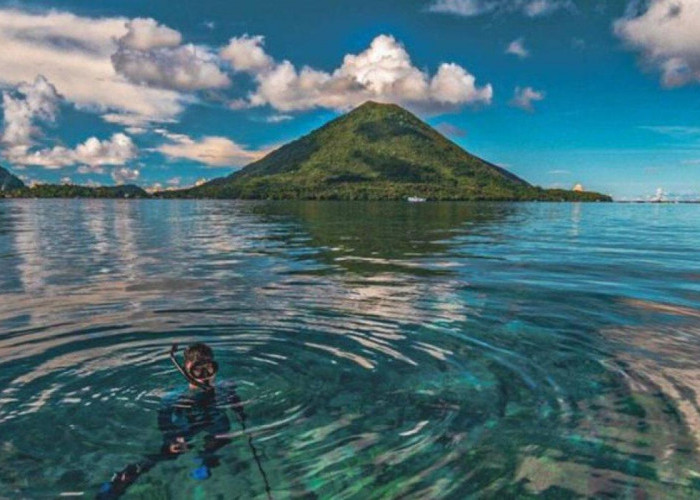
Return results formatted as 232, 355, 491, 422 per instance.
170, 344, 218, 391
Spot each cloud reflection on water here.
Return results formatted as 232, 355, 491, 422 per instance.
2, 201, 700, 497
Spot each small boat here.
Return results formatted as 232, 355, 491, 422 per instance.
407, 196, 426, 203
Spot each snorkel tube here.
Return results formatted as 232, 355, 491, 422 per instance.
170, 343, 215, 392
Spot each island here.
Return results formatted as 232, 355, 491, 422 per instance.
2, 102, 611, 202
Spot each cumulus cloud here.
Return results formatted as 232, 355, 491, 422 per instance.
111, 166, 140, 184
0, 9, 186, 125
112, 18, 230, 91
221, 35, 275, 73
220, 34, 492, 112
428, 0, 572, 17
614, 0, 700, 87
7, 133, 138, 169
1, 75, 139, 169
73, 134, 138, 166
1, 75, 60, 150
509, 86, 545, 111
506, 38, 529, 58
156, 132, 269, 167
119, 17, 182, 50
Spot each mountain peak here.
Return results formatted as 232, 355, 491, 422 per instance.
187, 101, 537, 199
181, 102, 610, 201
352, 100, 403, 111
347, 100, 417, 119
0, 166, 25, 192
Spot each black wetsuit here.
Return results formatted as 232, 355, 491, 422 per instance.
97, 384, 244, 499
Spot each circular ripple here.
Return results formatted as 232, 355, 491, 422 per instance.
2, 201, 698, 498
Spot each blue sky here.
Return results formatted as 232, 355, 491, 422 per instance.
0, 0, 698, 199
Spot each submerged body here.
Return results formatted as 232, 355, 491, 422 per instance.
98, 345, 244, 499
157, 383, 243, 466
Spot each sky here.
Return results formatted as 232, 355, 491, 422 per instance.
0, 0, 698, 200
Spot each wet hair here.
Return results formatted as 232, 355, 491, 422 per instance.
184, 343, 214, 365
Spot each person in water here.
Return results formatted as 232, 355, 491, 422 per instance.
98, 343, 244, 499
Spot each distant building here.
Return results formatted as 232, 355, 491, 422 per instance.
573, 183, 584, 192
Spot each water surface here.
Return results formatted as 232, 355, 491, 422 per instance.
1, 200, 700, 498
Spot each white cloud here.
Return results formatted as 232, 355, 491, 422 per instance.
77, 165, 104, 174
429, 63, 492, 105
221, 35, 275, 73
0, 73, 140, 170
147, 176, 208, 193
1, 75, 140, 169
7, 133, 137, 169
112, 19, 230, 91
221, 34, 492, 112
156, 132, 269, 167
74, 134, 138, 166
1, 75, 60, 149
112, 44, 230, 91
428, 0, 572, 17
146, 182, 164, 193
0, 9, 185, 124
125, 127, 148, 135
119, 17, 181, 50
510, 86, 545, 111
265, 114, 293, 123
101, 112, 176, 129
429, 0, 493, 16
522, 0, 569, 16
111, 166, 140, 184
614, 0, 700, 87
506, 38, 529, 58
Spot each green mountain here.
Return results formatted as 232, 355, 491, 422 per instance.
1, 182, 148, 199
0, 166, 24, 191
177, 101, 610, 201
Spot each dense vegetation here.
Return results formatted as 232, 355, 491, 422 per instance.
170, 180, 609, 201
1, 183, 148, 199
167, 101, 611, 202
0, 166, 25, 192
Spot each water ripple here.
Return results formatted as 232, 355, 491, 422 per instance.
1, 200, 700, 498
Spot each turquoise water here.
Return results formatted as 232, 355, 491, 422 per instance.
1, 200, 700, 498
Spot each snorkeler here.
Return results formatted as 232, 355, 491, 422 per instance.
97, 343, 245, 499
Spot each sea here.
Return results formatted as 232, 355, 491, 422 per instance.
1, 199, 700, 498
